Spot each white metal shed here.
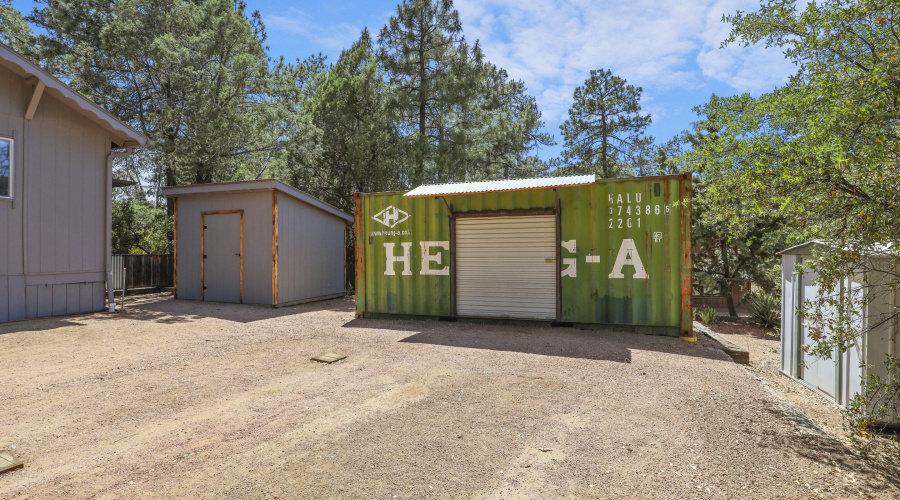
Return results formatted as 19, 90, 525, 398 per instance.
779, 241, 899, 413
162, 180, 352, 306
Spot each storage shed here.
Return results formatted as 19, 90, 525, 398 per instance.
162, 180, 353, 306
779, 241, 899, 411
355, 173, 694, 337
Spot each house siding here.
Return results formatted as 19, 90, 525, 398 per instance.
0, 63, 109, 322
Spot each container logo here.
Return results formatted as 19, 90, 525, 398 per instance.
372, 205, 409, 228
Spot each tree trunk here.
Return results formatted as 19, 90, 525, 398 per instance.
724, 288, 737, 318
600, 113, 608, 177
165, 166, 176, 216
720, 239, 738, 317
415, 15, 427, 185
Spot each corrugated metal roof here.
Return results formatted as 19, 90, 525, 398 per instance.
777, 240, 895, 256
403, 174, 596, 197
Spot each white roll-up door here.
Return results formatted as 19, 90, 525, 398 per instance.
456, 215, 557, 319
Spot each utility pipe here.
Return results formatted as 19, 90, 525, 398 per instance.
106, 146, 133, 312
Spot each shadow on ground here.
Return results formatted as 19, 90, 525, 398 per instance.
757, 400, 900, 491
0, 294, 357, 334
344, 316, 731, 364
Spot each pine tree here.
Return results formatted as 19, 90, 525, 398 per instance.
378, 0, 484, 185
29, 0, 322, 212
0, 0, 32, 51
559, 69, 652, 178
290, 30, 405, 210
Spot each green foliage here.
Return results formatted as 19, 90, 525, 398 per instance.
378, 0, 477, 184
112, 198, 172, 255
695, 306, 720, 325
745, 292, 781, 329
288, 30, 403, 212
29, 0, 321, 204
691, 175, 796, 316
844, 354, 900, 457
0, 0, 32, 51
558, 69, 653, 178
378, 0, 551, 186
692, 0, 900, 446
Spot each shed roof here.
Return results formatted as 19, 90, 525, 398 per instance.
161, 179, 353, 222
778, 240, 894, 257
403, 174, 596, 197
0, 42, 152, 148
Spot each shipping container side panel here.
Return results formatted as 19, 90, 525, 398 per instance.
361, 194, 450, 316
358, 175, 690, 331
558, 178, 683, 328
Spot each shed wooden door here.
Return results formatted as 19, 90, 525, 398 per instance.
455, 215, 557, 319
202, 212, 243, 303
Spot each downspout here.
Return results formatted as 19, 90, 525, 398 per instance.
106, 146, 133, 312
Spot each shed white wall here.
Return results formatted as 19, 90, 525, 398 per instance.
0, 64, 109, 322
843, 271, 866, 407
781, 254, 896, 413
276, 194, 346, 304
864, 263, 899, 390
175, 191, 273, 305
780, 255, 796, 376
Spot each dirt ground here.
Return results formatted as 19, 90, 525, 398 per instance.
705, 321, 848, 433
1, 295, 898, 499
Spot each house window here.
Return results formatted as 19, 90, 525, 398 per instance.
0, 137, 10, 198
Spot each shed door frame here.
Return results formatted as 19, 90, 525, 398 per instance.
453, 211, 559, 320
201, 210, 244, 303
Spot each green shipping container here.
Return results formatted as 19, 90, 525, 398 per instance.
354, 174, 693, 337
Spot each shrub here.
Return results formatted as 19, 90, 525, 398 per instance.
696, 306, 719, 325
746, 292, 781, 328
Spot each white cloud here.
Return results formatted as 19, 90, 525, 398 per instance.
263, 0, 797, 146
454, 0, 797, 123
265, 9, 362, 53
694, 0, 797, 94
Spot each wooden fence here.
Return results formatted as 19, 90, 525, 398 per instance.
112, 254, 174, 290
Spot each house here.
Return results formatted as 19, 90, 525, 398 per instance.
0, 42, 151, 322
162, 180, 352, 306
779, 240, 899, 417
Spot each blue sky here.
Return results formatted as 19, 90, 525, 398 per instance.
251, 0, 797, 162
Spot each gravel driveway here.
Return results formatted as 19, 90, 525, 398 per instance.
0, 294, 897, 498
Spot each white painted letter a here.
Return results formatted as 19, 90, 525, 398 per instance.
608, 239, 648, 279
